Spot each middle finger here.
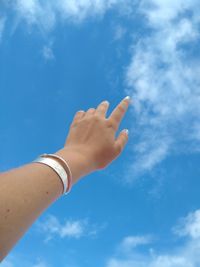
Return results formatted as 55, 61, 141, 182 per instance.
95, 100, 110, 117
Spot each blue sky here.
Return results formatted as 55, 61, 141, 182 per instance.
1, 1, 200, 266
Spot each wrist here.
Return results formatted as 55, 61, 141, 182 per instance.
55, 146, 95, 185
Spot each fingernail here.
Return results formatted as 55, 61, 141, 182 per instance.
123, 129, 129, 135
124, 96, 131, 101
102, 100, 109, 105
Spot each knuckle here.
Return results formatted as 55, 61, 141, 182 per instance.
106, 119, 116, 130
87, 108, 95, 112
93, 114, 101, 121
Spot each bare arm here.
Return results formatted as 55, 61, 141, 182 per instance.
0, 96, 130, 261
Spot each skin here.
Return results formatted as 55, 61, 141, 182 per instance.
0, 96, 131, 261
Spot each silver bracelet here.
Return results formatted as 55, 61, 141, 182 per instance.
32, 156, 69, 195
40, 153, 72, 194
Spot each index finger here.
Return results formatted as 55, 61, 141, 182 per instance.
107, 96, 131, 131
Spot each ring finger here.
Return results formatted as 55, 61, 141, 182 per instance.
85, 108, 96, 117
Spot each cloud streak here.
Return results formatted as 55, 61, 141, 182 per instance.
125, 0, 200, 179
36, 214, 105, 242
2, 0, 133, 32
105, 209, 200, 267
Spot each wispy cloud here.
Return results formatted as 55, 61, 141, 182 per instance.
119, 235, 153, 254
2, 0, 133, 32
174, 209, 200, 239
0, 17, 6, 41
125, 0, 200, 180
36, 214, 106, 242
113, 24, 127, 41
42, 41, 55, 61
105, 209, 200, 267
1, 257, 48, 267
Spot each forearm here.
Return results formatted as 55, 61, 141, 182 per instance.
0, 148, 90, 261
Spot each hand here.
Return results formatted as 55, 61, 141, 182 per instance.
55, 98, 130, 184
56, 96, 131, 184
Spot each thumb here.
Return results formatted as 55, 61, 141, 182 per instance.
114, 129, 129, 156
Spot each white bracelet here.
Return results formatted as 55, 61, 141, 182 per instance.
32, 156, 69, 195
40, 153, 72, 194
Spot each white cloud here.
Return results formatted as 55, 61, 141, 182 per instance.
38, 214, 86, 240
119, 235, 153, 254
174, 210, 200, 239
3, 0, 133, 32
0, 0, 135, 65
105, 209, 200, 267
113, 25, 127, 41
125, 0, 200, 179
36, 214, 105, 242
140, 0, 199, 27
42, 44, 55, 61
0, 256, 48, 267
